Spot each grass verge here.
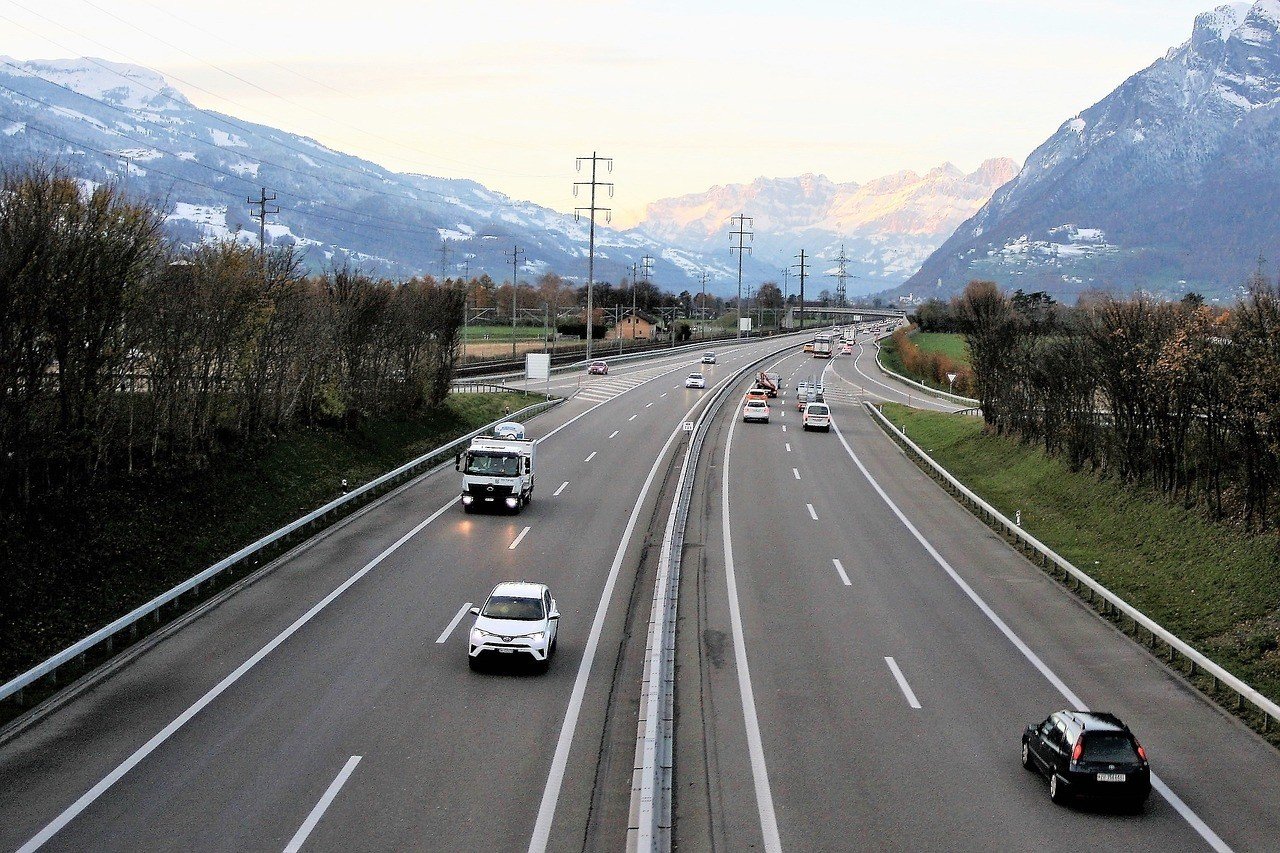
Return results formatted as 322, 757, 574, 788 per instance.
912, 332, 969, 365
0, 392, 542, 685
880, 403, 1280, 730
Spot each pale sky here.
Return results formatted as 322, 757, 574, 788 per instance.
1, 0, 1223, 225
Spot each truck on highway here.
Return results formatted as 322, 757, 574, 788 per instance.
754, 371, 780, 397
812, 332, 837, 358
457, 436, 536, 513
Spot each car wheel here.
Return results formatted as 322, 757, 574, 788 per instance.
1021, 742, 1034, 770
468, 655, 481, 672
1049, 773, 1068, 805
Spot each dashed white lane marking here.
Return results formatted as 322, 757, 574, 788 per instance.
660, 392, 668, 398
885, 657, 922, 709
553, 481, 569, 496
792, 468, 801, 480
645, 402, 654, 408
830, 419, 1233, 853
509, 526, 531, 550
584, 451, 598, 462
283, 755, 362, 853
806, 503, 818, 521
630, 414, 638, 421
609, 430, 619, 439
832, 559, 852, 586
436, 602, 473, 643
781, 425, 787, 433
785, 443, 792, 452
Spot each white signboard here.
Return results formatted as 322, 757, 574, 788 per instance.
525, 353, 551, 381
739, 317, 753, 331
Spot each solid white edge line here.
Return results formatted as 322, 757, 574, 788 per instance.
831, 417, 1232, 853
282, 755, 362, 853
721, 413, 784, 853
527, 381, 736, 853
17, 499, 458, 853
553, 481, 569, 497
435, 602, 473, 644
884, 656, 922, 709
584, 451, 597, 463
508, 526, 531, 550
831, 558, 852, 587
806, 503, 818, 521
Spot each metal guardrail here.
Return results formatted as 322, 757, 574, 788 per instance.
0, 396, 564, 708
629, 338, 801, 852
871, 337, 980, 406
864, 400, 1279, 734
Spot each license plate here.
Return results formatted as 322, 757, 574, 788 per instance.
1097, 773, 1126, 782
497, 648, 514, 654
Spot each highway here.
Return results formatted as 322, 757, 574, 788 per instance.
673, 337, 1280, 851
4, 326, 1280, 853
0, 334, 799, 853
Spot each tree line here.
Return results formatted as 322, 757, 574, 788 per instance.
0, 166, 464, 509
951, 279, 1280, 529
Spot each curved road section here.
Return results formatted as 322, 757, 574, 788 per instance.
674, 334, 1280, 852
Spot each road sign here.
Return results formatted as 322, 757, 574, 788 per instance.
526, 353, 550, 381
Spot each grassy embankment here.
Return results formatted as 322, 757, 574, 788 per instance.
0, 392, 541, 683
881, 402, 1280, 717
879, 331, 972, 394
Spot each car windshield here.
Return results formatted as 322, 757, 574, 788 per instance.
481, 595, 544, 621
465, 452, 520, 476
807, 405, 828, 415
1082, 733, 1140, 763
747, 401, 766, 408
689, 374, 702, 379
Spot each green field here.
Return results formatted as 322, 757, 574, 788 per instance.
880, 403, 1280, 713
462, 324, 549, 341
911, 332, 970, 367
1, 392, 542, 682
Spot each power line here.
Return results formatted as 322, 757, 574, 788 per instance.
729, 213, 753, 340
828, 243, 854, 308
574, 151, 613, 363
247, 187, 278, 261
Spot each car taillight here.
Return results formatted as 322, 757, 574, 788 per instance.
1136, 743, 1147, 762
1071, 737, 1084, 762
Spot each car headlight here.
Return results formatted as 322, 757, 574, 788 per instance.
470, 628, 487, 644
461, 495, 473, 504
505, 496, 519, 507
526, 631, 545, 642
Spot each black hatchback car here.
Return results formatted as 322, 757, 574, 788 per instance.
1022, 710, 1151, 809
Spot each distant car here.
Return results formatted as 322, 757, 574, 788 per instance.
588, 360, 609, 375
742, 399, 770, 423
744, 388, 770, 405
802, 402, 831, 431
803, 343, 815, 353
701, 351, 717, 364
685, 372, 706, 388
1022, 711, 1151, 810
468, 581, 560, 672
493, 421, 526, 440
840, 344, 854, 355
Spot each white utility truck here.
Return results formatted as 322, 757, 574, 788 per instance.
457, 436, 536, 513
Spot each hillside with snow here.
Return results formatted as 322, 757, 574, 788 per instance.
634, 159, 1016, 295
900, 1, 1280, 303
0, 56, 772, 292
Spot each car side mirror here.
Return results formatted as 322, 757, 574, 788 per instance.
469, 606, 480, 616
455, 453, 462, 471
549, 610, 560, 620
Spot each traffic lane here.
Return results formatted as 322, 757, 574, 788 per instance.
2, 368, 711, 845
710, 405, 1202, 851
838, 402, 1280, 849
828, 340, 960, 412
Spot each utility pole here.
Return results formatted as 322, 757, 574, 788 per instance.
509, 245, 525, 359
829, 243, 851, 307
247, 187, 278, 267
729, 214, 753, 340
698, 270, 709, 339
782, 266, 791, 328
439, 240, 453, 284
639, 254, 654, 342
793, 249, 810, 332
574, 152, 614, 363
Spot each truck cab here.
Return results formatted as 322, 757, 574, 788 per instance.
457, 437, 536, 513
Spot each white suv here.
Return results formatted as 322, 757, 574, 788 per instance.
468, 581, 559, 671
742, 399, 770, 423
802, 402, 831, 432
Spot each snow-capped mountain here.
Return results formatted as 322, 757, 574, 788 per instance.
0, 57, 766, 292
634, 160, 1016, 296
901, 1, 1280, 303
